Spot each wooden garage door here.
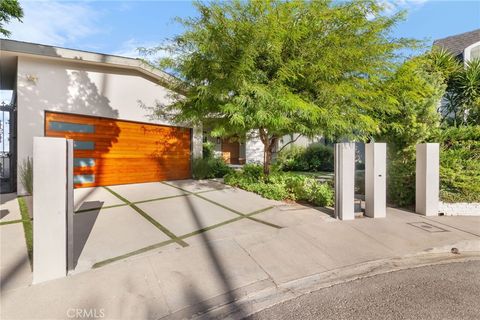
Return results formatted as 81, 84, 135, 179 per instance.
45, 112, 191, 188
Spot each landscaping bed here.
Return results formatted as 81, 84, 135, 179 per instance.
224, 164, 334, 207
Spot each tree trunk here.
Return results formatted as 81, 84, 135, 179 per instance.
263, 137, 277, 175
258, 128, 277, 175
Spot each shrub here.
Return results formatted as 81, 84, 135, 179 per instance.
276, 143, 334, 172
439, 126, 480, 203
192, 157, 232, 180
202, 141, 215, 159
224, 167, 334, 206
19, 157, 33, 195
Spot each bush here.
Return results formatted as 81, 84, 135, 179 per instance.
224, 165, 334, 206
385, 126, 480, 207
439, 126, 480, 203
192, 157, 232, 180
202, 141, 215, 159
19, 157, 33, 195
276, 143, 334, 172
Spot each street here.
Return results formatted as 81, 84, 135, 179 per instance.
246, 260, 480, 320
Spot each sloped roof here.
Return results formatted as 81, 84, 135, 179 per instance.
433, 29, 480, 59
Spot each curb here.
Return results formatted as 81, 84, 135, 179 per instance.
176, 247, 480, 320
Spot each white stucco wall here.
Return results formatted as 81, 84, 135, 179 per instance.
245, 130, 264, 164
16, 56, 199, 194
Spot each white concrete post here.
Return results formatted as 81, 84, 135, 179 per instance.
365, 143, 386, 218
192, 125, 203, 160
33, 137, 73, 283
416, 143, 439, 216
334, 143, 355, 220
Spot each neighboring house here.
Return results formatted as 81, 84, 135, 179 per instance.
433, 28, 480, 63
433, 29, 480, 120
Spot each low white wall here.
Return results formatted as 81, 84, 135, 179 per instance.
16, 55, 198, 193
439, 202, 480, 216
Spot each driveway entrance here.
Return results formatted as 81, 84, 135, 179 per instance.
72, 179, 298, 272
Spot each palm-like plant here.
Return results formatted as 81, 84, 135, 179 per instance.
429, 48, 480, 126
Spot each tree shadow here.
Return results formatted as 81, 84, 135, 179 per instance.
175, 194, 246, 318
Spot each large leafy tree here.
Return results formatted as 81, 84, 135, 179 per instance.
0, 0, 23, 37
149, 0, 413, 173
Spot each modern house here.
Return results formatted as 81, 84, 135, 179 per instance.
0, 39, 274, 194
433, 28, 480, 63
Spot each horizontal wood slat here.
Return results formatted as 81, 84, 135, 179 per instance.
45, 112, 191, 188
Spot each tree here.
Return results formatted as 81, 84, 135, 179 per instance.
148, 0, 414, 174
374, 53, 445, 206
429, 48, 480, 126
0, 0, 23, 37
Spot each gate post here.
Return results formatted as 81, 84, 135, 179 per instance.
33, 137, 73, 284
334, 142, 355, 220
365, 143, 386, 218
416, 143, 439, 216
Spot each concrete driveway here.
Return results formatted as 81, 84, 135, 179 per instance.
72, 179, 297, 272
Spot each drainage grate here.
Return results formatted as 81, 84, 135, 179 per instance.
407, 222, 449, 233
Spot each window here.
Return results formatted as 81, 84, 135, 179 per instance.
49, 121, 94, 133
74, 158, 95, 167
73, 175, 95, 184
73, 141, 95, 150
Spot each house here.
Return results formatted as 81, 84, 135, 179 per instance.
433, 28, 480, 63
0, 39, 206, 194
0, 39, 279, 195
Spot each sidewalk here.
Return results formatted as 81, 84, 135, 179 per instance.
1, 204, 479, 320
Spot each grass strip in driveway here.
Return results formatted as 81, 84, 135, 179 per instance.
17, 197, 33, 269
91, 205, 276, 269
103, 186, 189, 248
162, 181, 282, 229
0, 219, 23, 226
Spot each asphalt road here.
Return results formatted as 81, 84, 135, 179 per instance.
246, 260, 480, 320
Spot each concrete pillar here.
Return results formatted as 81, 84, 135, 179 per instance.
365, 143, 386, 218
334, 143, 355, 220
33, 137, 73, 283
416, 143, 439, 216
192, 125, 203, 160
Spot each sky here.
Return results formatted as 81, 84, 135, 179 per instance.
3, 0, 480, 59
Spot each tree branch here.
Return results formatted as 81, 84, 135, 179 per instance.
276, 134, 303, 154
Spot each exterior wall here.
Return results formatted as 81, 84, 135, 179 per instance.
16, 56, 198, 194
245, 130, 264, 164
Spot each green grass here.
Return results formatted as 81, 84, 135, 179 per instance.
17, 197, 33, 269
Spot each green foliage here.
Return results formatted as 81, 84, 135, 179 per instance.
19, 157, 33, 195
202, 141, 215, 159
0, 0, 23, 37
224, 165, 334, 206
430, 48, 480, 126
148, 0, 415, 173
374, 52, 446, 207
192, 157, 232, 180
276, 143, 334, 172
438, 126, 480, 203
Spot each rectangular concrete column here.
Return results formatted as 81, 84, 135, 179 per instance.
192, 125, 203, 160
365, 143, 386, 218
334, 143, 355, 220
33, 137, 73, 283
416, 143, 439, 216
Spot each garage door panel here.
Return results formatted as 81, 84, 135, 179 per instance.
45, 112, 191, 187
